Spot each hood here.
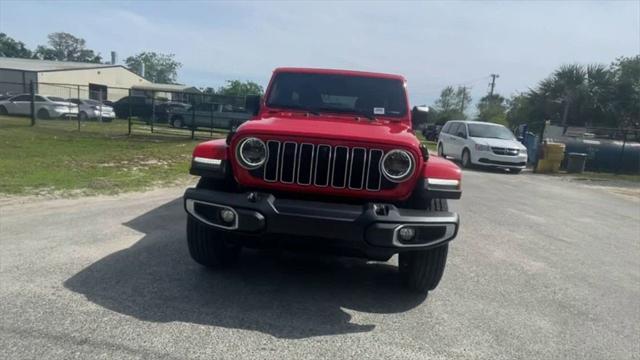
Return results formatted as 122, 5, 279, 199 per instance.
470, 137, 525, 149
236, 114, 420, 149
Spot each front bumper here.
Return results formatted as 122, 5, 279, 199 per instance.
184, 187, 459, 259
471, 151, 527, 169
91, 109, 116, 118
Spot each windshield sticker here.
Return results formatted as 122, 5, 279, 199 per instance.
373, 107, 385, 115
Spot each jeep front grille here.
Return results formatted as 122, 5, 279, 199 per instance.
263, 141, 384, 191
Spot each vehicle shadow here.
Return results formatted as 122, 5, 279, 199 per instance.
457, 163, 525, 175
64, 198, 426, 339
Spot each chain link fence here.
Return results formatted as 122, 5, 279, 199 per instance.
0, 80, 250, 139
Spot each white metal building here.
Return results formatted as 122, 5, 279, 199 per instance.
0, 57, 151, 101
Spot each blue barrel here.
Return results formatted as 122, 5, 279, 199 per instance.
547, 137, 640, 174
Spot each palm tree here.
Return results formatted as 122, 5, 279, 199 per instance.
552, 65, 587, 126
583, 64, 614, 127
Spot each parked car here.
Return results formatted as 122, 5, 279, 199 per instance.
437, 120, 527, 173
155, 101, 190, 122
167, 102, 251, 129
112, 96, 188, 123
183, 67, 463, 293
0, 94, 78, 119
421, 124, 442, 141
67, 98, 116, 121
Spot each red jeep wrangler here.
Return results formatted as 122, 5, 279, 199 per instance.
184, 68, 462, 293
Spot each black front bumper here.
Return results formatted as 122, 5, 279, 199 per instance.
184, 188, 459, 259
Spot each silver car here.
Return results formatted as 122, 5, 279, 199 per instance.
167, 102, 251, 129
0, 94, 79, 119
67, 98, 116, 121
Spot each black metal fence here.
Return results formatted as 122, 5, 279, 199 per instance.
0, 80, 250, 139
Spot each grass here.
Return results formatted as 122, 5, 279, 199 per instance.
415, 132, 438, 153
0, 116, 226, 196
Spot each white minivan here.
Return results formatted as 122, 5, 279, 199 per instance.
437, 120, 527, 173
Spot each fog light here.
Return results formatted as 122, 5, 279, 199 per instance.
219, 209, 236, 224
398, 227, 416, 242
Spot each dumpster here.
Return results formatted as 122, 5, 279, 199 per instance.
567, 152, 587, 173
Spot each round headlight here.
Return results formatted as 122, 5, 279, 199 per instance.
237, 137, 267, 169
381, 149, 414, 182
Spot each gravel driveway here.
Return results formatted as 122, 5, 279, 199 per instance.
1, 170, 638, 359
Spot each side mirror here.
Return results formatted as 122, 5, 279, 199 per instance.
245, 95, 261, 116
411, 105, 429, 130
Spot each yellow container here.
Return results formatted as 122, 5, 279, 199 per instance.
536, 142, 565, 173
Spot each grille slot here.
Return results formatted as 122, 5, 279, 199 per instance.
348, 147, 367, 190
262, 141, 383, 191
280, 142, 297, 183
332, 146, 349, 188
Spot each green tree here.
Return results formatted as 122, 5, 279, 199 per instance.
125, 52, 182, 84
609, 56, 640, 127
508, 57, 640, 131
0, 33, 32, 58
216, 80, 264, 97
33, 32, 101, 63
455, 86, 472, 114
431, 85, 470, 124
537, 64, 589, 126
476, 94, 508, 125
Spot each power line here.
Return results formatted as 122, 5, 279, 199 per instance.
422, 75, 491, 90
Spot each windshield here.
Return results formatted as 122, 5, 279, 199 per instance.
84, 99, 101, 105
266, 72, 407, 117
47, 97, 66, 102
468, 123, 516, 140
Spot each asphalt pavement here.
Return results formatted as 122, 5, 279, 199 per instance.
1, 170, 639, 359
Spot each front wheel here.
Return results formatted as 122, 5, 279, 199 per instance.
171, 116, 184, 128
37, 108, 50, 119
461, 149, 472, 168
437, 143, 444, 157
0, 106, 7, 115
398, 198, 450, 293
399, 244, 449, 293
78, 111, 88, 121
187, 217, 241, 268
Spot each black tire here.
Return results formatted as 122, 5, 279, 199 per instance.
0, 106, 7, 115
510, 168, 522, 174
171, 116, 184, 128
461, 148, 471, 168
186, 175, 242, 268
398, 198, 450, 293
37, 108, 50, 120
78, 111, 88, 121
399, 244, 449, 293
187, 217, 241, 268
437, 143, 444, 157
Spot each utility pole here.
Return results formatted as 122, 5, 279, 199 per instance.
459, 86, 467, 113
489, 74, 499, 97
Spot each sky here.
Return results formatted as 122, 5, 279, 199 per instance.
1, 0, 639, 107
